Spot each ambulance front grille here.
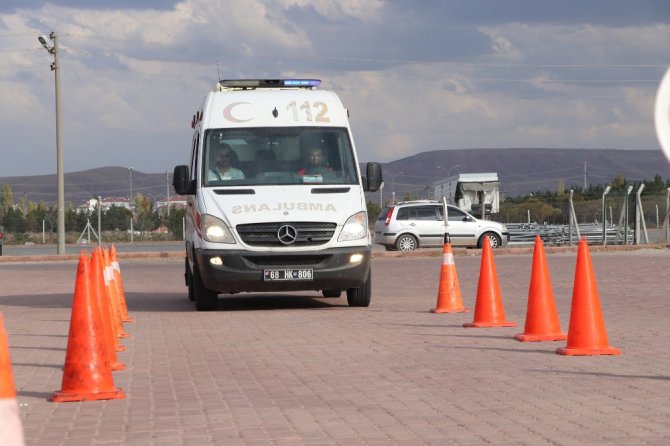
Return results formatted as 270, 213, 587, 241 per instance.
242, 255, 330, 267
236, 222, 337, 247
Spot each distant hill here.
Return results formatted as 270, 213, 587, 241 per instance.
378, 148, 670, 199
0, 166, 171, 206
1, 148, 669, 206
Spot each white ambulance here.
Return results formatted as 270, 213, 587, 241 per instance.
173, 79, 383, 311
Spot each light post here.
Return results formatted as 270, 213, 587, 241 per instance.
390, 171, 403, 204
378, 180, 385, 209
602, 185, 611, 246
166, 169, 171, 217
129, 167, 134, 215
129, 167, 134, 243
436, 164, 459, 180
38, 31, 65, 255
624, 184, 633, 245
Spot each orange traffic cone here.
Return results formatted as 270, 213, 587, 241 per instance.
431, 243, 468, 313
515, 236, 567, 342
91, 249, 125, 371
102, 247, 129, 339
110, 244, 133, 323
50, 252, 125, 402
0, 313, 26, 445
92, 248, 125, 353
464, 240, 516, 328
556, 239, 621, 356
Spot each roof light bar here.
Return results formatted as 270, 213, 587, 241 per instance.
217, 79, 321, 90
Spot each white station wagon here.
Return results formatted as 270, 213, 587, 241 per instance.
374, 200, 509, 251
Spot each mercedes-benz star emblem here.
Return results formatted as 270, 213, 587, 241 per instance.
277, 225, 298, 245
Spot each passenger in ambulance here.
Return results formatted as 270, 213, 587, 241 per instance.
296, 146, 334, 177
208, 141, 245, 181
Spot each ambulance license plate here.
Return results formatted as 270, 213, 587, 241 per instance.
263, 269, 313, 281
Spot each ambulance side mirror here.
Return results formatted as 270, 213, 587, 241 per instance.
364, 162, 383, 192
173, 165, 195, 195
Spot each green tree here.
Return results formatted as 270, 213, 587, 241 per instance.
0, 184, 13, 216
166, 208, 186, 239
611, 175, 626, 191
26, 202, 49, 232
366, 200, 381, 226
65, 208, 89, 233
2, 207, 27, 232
134, 194, 159, 233
104, 206, 132, 231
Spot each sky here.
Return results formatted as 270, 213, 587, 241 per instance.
1, 0, 669, 177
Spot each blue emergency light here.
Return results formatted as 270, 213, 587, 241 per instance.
283, 79, 321, 87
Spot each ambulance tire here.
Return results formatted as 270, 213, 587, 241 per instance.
346, 269, 371, 307
192, 266, 218, 311
186, 258, 195, 301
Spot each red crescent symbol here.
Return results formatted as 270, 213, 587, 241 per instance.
223, 102, 252, 123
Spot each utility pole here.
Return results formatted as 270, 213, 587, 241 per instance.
583, 161, 587, 190
166, 169, 170, 216
38, 31, 65, 255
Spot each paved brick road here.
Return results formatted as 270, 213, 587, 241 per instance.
0, 248, 669, 445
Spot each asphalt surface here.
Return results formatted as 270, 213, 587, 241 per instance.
0, 246, 669, 445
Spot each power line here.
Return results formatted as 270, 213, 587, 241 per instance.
0, 48, 42, 53
0, 33, 35, 38
0, 64, 42, 69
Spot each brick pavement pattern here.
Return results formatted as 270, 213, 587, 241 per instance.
1, 248, 669, 445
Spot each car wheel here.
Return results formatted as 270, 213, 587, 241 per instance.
322, 289, 341, 298
478, 232, 502, 249
192, 265, 218, 311
395, 234, 417, 252
346, 269, 371, 307
186, 258, 195, 302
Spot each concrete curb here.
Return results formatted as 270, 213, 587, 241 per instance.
371, 242, 668, 259
0, 250, 183, 263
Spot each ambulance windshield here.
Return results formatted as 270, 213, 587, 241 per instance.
203, 127, 359, 187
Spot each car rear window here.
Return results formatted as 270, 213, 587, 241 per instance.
377, 206, 392, 221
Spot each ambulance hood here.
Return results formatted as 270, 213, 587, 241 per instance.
201, 185, 364, 226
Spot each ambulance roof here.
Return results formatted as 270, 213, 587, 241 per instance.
201, 79, 349, 128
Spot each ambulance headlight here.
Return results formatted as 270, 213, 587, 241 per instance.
202, 214, 235, 244
338, 211, 368, 241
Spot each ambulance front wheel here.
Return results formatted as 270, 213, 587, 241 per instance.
186, 257, 195, 301
191, 265, 218, 311
346, 269, 371, 307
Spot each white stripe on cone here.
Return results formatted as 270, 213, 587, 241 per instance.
0, 398, 25, 446
442, 252, 455, 265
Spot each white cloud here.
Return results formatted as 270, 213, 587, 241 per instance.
0, 1, 666, 176
277, 0, 384, 21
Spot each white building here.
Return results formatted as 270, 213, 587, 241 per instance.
77, 197, 131, 214
432, 173, 500, 217
155, 195, 187, 213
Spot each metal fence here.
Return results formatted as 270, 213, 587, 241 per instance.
0, 211, 186, 246
497, 189, 670, 246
